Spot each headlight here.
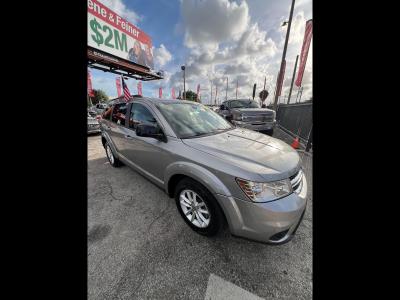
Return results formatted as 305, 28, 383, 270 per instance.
236, 178, 292, 202
233, 114, 243, 121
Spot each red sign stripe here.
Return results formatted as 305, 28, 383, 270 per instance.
88, 0, 152, 46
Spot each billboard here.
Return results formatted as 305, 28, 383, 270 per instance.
88, 0, 154, 70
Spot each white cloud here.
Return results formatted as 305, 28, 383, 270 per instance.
153, 44, 173, 68
181, 0, 249, 49
167, 0, 282, 104
98, 0, 142, 24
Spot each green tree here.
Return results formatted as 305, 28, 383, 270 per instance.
182, 90, 198, 101
91, 89, 109, 105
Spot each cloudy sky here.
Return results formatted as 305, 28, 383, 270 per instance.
90, 0, 312, 105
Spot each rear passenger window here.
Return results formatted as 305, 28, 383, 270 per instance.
111, 103, 127, 126
129, 103, 157, 130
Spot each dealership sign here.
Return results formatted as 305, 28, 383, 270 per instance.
88, 0, 154, 70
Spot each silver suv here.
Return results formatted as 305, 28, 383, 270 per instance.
100, 98, 307, 244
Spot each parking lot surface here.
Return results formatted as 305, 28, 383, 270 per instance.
88, 128, 312, 300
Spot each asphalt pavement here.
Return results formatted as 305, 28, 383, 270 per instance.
88, 128, 312, 299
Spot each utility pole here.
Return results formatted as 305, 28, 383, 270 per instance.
287, 54, 299, 104
181, 65, 186, 100
273, 0, 296, 111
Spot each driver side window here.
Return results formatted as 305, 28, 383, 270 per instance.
129, 103, 157, 130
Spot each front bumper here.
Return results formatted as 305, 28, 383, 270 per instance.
231, 120, 276, 131
87, 124, 101, 134
215, 175, 307, 244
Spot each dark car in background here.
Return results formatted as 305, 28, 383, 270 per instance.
218, 99, 276, 135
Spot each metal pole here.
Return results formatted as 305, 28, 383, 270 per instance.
295, 86, 300, 103
236, 79, 238, 99
210, 81, 213, 105
183, 69, 186, 100
287, 54, 299, 104
273, 0, 296, 111
305, 125, 313, 152
298, 86, 304, 102
226, 77, 228, 101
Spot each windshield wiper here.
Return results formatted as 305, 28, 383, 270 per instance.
181, 132, 211, 139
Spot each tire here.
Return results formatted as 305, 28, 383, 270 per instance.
104, 141, 122, 167
262, 128, 274, 136
175, 178, 224, 236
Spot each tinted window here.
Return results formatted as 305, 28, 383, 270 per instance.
229, 100, 260, 108
111, 103, 127, 126
129, 103, 157, 130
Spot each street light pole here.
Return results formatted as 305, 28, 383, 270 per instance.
287, 54, 299, 104
181, 65, 186, 100
273, 0, 296, 111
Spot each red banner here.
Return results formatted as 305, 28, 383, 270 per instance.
159, 87, 162, 98
137, 81, 142, 96
116, 77, 122, 97
295, 19, 313, 87
87, 70, 94, 97
277, 60, 286, 96
171, 87, 175, 99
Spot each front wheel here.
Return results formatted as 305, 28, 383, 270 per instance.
175, 178, 224, 236
104, 142, 122, 167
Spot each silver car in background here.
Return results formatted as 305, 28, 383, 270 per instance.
87, 112, 101, 134
100, 98, 307, 244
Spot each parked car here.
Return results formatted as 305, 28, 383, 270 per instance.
218, 99, 276, 135
87, 112, 101, 134
88, 108, 97, 118
99, 98, 307, 244
93, 102, 108, 115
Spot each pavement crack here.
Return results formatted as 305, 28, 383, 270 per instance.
104, 180, 128, 202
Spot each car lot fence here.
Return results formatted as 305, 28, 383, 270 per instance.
276, 101, 312, 151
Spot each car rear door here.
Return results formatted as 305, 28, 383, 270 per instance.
106, 102, 129, 152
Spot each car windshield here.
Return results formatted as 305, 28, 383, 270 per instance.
156, 102, 233, 139
229, 100, 260, 109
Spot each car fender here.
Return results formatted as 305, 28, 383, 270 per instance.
165, 161, 231, 197
165, 162, 247, 232
101, 131, 120, 158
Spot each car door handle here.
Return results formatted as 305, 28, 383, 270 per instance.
124, 134, 134, 139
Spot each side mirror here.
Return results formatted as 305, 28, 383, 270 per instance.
136, 123, 167, 142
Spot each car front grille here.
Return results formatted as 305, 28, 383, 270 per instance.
290, 169, 303, 194
242, 113, 274, 123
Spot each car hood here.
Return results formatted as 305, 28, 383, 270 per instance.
182, 128, 300, 181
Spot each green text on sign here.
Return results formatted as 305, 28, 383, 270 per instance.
90, 18, 128, 52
